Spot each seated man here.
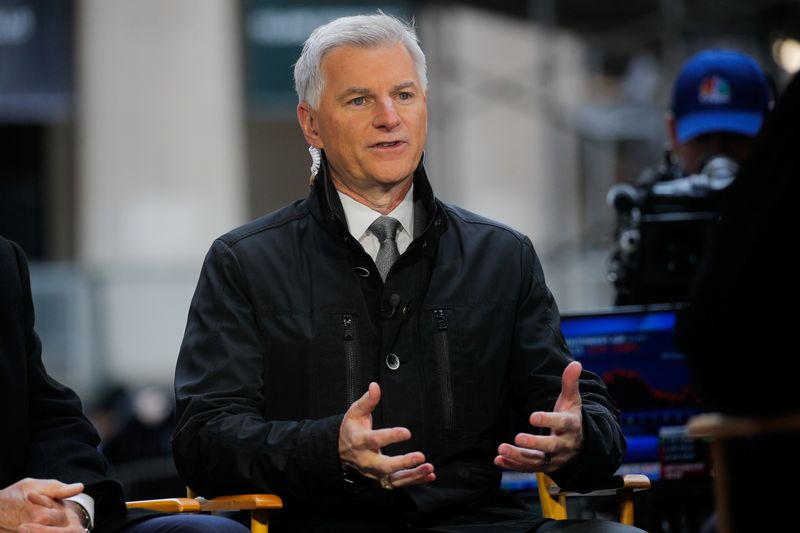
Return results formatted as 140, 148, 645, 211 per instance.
0, 236, 247, 533
173, 13, 641, 533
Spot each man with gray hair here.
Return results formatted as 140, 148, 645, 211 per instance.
174, 12, 640, 532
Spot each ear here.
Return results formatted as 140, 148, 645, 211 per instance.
297, 102, 323, 149
665, 112, 679, 150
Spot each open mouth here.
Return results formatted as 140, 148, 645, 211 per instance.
372, 141, 404, 148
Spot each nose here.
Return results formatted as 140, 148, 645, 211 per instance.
373, 98, 401, 130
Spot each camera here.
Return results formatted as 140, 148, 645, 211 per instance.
607, 149, 738, 306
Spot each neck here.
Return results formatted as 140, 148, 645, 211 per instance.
332, 175, 413, 215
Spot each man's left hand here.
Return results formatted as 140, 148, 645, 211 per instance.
494, 361, 585, 473
18, 493, 87, 533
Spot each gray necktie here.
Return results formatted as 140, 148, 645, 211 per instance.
369, 216, 402, 281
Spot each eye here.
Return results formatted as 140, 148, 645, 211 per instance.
350, 96, 366, 106
398, 92, 413, 100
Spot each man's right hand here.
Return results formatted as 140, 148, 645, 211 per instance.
338, 382, 435, 488
0, 478, 85, 532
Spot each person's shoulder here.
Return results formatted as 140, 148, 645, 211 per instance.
0, 235, 21, 258
0, 236, 13, 261
0, 237, 27, 312
216, 198, 310, 249
441, 203, 528, 244
0, 236, 25, 276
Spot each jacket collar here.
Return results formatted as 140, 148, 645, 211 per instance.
308, 151, 441, 241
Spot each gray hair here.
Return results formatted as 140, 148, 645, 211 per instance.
294, 12, 427, 108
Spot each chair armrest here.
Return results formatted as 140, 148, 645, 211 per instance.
537, 473, 650, 524
553, 474, 651, 497
687, 412, 800, 439
126, 498, 202, 513
199, 494, 283, 512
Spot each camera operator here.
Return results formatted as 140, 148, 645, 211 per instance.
608, 49, 772, 306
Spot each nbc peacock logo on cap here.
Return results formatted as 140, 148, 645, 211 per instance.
698, 75, 732, 104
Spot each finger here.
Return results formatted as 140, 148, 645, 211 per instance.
348, 382, 382, 417
498, 442, 550, 465
365, 451, 427, 476
560, 361, 582, 405
17, 506, 67, 527
388, 463, 436, 487
493, 454, 537, 473
528, 411, 581, 433
29, 480, 84, 500
27, 491, 59, 508
19, 525, 82, 533
510, 433, 557, 454
356, 426, 412, 450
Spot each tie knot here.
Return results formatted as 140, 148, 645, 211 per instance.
368, 216, 401, 243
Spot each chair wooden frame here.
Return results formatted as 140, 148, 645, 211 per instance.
536, 473, 651, 525
687, 412, 800, 533
128, 474, 649, 530
127, 492, 283, 533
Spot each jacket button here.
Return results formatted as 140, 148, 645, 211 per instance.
385, 353, 400, 370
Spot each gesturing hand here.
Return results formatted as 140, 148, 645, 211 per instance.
494, 361, 585, 473
339, 382, 435, 488
0, 478, 85, 532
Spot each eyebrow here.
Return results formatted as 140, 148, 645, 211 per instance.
391, 81, 417, 92
338, 87, 371, 100
336, 81, 419, 100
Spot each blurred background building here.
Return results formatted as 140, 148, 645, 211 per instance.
6, 0, 800, 399
2, 0, 799, 522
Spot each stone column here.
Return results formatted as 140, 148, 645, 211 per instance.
76, 0, 245, 386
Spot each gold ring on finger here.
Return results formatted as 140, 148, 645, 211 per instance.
379, 475, 394, 490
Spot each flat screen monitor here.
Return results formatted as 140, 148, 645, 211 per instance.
560, 305, 709, 481
500, 305, 710, 490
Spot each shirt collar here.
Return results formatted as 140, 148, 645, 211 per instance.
337, 184, 415, 241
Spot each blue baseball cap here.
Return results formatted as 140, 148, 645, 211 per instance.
671, 49, 771, 143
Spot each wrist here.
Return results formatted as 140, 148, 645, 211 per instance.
65, 500, 93, 532
340, 461, 373, 487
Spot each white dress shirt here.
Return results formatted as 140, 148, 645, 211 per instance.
337, 185, 414, 262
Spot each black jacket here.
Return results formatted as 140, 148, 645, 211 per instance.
173, 162, 625, 521
0, 237, 154, 532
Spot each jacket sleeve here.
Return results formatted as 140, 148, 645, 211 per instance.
172, 239, 349, 501
7, 240, 126, 517
508, 237, 626, 492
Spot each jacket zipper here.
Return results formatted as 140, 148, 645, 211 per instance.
433, 309, 455, 430
343, 314, 359, 406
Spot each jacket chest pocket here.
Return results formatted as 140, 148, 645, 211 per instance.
342, 313, 363, 407
427, 308, 472, 438
257, 311, 367, 418
313, 313, 369, 412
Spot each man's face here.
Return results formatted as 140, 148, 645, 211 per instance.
297, 43, 428, 193
667, 117, 755, 175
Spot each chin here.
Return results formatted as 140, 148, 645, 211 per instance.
375, 173, 414, 186
371, 163, 417, 185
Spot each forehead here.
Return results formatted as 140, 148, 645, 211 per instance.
319, 43, 419, 92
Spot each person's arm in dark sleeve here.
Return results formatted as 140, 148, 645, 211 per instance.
11, 241, 126, 518
508, 237, 626, 492
172, 239, 351, 501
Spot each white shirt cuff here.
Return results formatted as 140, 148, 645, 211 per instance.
66, 493, 95, 528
